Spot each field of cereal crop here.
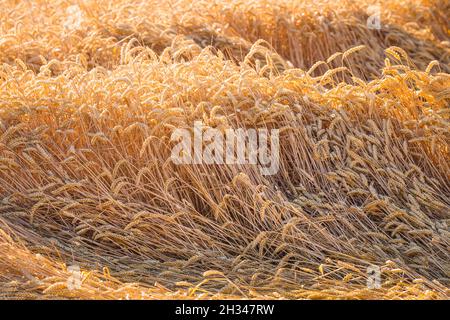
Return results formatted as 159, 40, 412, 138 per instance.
0, 0, 449, 299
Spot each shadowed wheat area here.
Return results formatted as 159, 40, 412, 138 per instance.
0, 0, 449, 299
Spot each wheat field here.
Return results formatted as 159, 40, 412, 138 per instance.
0, 0, 449, 300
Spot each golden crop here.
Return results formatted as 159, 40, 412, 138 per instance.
0, 0, 448, 299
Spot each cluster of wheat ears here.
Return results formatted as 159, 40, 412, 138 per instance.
0, 0, 448, 299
